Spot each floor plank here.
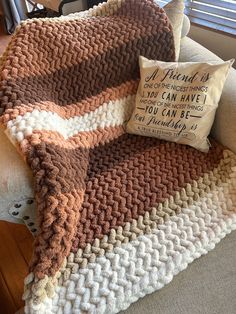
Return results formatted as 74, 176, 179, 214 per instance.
0, 271, 17, 314
0, 12, 29, 314
0, 222, 33, 314
7, 223, 34, 266
0, 15, 11, 55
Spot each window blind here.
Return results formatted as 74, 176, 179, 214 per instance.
156, 0, 236, 35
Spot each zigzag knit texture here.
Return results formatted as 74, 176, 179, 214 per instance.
23, 148, 236, 313
0, 0, 236, 313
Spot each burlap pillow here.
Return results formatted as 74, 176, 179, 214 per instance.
126, 56, 234, 152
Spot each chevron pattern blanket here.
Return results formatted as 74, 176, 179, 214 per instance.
0, 0, 236, 313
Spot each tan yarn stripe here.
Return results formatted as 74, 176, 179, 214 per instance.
0, 0, 124, 79
0, 2, 165, 80
30, 189, 88, 280
25, 130, 131, 278
1, 30, 174, 116
26, 135, 223, 279
23, 149, 236, 303
73, 137, 224, 250
2, 80, 138, 125
0, 0, 176, 288
0, 1, 174, 119
19, 125, 126, 156
71, 149, 236, 266
22, 134, 224, 196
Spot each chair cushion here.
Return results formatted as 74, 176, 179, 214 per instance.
179, 37, 236, 154
163, 0, 185, 60
122, 230, 236, 314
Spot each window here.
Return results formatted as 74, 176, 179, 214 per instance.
156, 0, 236, 36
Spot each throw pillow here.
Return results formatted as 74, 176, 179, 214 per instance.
163, 0, 185, 60
126, 56, 234, 152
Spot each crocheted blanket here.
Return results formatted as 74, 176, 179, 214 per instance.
1, 0, 236, 313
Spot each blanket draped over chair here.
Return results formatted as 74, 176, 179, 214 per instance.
0, 0, 236, 313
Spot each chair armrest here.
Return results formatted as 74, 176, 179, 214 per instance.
179, 37, 236, 154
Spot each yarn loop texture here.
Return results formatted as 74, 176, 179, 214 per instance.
0, 1, 236, 313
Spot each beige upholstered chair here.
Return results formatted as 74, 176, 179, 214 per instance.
0, 29, 236, 314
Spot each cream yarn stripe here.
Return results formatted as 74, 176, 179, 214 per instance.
25, 158, 236, 314
6, 95, 135, 143
23, 149, 236, 307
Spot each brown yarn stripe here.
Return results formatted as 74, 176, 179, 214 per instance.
27, 142, 89, 279
72, 135, 224, 250
65, 151, 236, 270
0, 0, 177, 282
0, 32, 174, 114
2, 81, 138, 124
28, 134, 224, 277
26, 126, 125, 278
20, 126, 126, 154
1, 0, 166, 80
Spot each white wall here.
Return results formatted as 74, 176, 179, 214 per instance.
189, 25, 236, 67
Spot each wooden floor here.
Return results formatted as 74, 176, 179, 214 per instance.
0, 15, 11, 55
0, 16, 32, 314
0, 221, 33, 314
